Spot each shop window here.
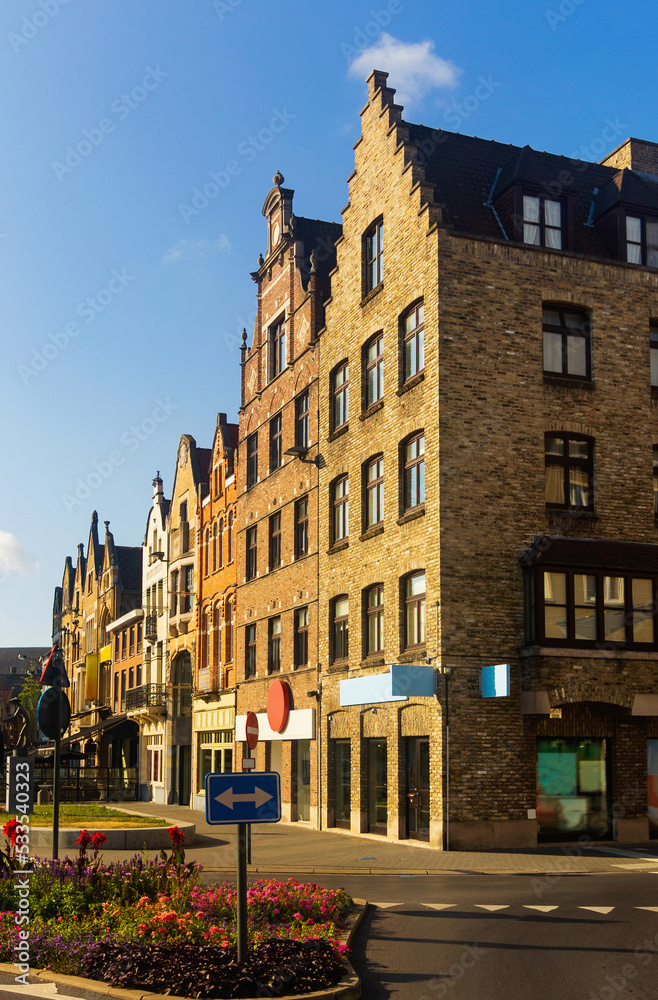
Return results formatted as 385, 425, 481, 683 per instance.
332, 739, 351, 828
367, 738, 387, 834
197, 730, 233, 792
146, 735, 163, 783
537, 739, 610, 841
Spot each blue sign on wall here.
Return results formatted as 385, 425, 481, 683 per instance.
205, 771, 282, 825
481, 663, 511, 698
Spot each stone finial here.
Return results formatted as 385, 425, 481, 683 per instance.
258, 252, 264, 266
273, 170, 284, 187
104, 521, 110, 531
241, 328, 248, 346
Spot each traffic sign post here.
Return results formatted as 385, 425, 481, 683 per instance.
205, 771, 281, 961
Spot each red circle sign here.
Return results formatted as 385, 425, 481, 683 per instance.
245, 711, 259, 750
267, 679, 290, 733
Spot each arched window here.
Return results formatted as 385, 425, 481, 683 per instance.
212, 522, 218, 573
204, 528, 210, 577
332, 595, 349, 662
204, 609, 211, 668
401, 301, 424, 383
228, 512, 234, 563
214, 604, 222, 667
218, 519, 224, 569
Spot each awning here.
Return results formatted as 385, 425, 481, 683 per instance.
33, 714, 131, 753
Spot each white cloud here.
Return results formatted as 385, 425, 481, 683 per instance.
348, 34, 461, 107
0, 531, 38, 579
162, 234, 232, 265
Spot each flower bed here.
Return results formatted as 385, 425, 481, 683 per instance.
0, 826, 354, 998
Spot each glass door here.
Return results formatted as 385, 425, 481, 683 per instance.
296, 739, 311, 822
537, 738, 610, 841
367, 739, 387, 834
406, 737, 430, 841
333, 739, 351, 829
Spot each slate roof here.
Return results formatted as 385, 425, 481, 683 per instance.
116, 546, 142, 593
405, 125, 658, 260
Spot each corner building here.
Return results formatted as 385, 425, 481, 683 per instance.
235, 174, 340, 824
318, 71, 658, 849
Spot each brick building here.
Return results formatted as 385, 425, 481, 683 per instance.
235, 174, 340, 824
167, 436, 211, 805
317, 71, 658, 848
192, 413, 239, 811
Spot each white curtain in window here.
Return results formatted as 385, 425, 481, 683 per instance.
543, 331, 562, 372
545, 464, 564, 504
544, 200, 561, 227
626, 216, 642, 242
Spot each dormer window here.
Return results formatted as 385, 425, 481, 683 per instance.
523, 195, 562, 249
626, 215, 658, 266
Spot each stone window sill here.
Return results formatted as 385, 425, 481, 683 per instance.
361, 656, 385, 668
397, 371, 425, 396
360, 400, 384, 421
546, 507, 598, 524
397, 505, 425, 526
328, 424, 349, 443
543, 374, 594, 390
396, 647, 426, 664
328, 540, 349, 554
360, 524, 384, 542
361, 283, 383, 307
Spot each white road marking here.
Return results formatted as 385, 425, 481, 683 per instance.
371, 902, 402, 908
0, 986, 79, 999
422, 903, 457, 910
474, 904, 510, 911
635, 906, 658, 912
523, 905, 559, 912
578, 906, 615, 914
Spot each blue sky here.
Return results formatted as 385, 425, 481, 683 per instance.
0, 0, 656, 646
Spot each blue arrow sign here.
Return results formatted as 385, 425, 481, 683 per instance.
205, 771, 282, 825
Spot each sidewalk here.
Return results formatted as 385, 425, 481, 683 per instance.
43, 801, 658, 876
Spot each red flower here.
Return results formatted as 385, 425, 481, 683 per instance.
3, 819, 18, 846
75, 830, 92, 848
91, 832, 106, 849
168, 826, 185, 848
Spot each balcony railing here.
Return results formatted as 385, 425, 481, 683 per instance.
125, 683, 166, 711
144, 613, 158, 642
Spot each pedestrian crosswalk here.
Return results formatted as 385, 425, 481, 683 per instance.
369, 902, 658, 914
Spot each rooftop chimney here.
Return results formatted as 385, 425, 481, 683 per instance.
601, 138, 658, 177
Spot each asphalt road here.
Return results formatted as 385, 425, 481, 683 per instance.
267, 870, 658, 1000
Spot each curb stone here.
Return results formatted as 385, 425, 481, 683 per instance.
0, 900, 366, 1000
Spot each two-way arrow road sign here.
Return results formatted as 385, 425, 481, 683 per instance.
205, 771, 281, 825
